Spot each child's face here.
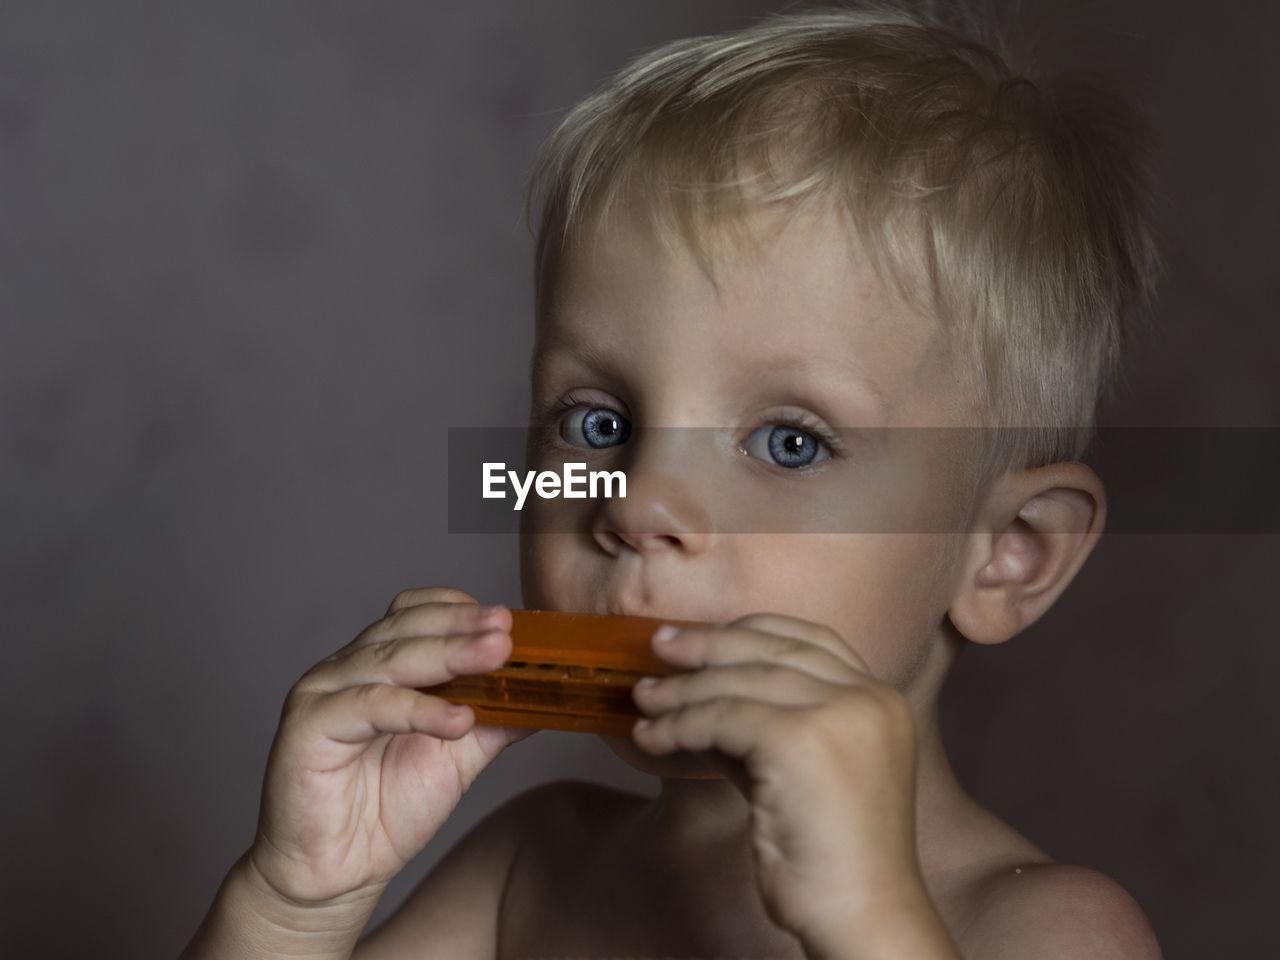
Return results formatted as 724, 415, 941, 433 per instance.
520, 197, 980, 777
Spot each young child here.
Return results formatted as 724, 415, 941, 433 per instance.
182, 3, 1165, 957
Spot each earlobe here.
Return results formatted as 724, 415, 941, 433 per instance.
947, 462, 1107, 647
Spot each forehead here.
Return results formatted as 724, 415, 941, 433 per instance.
538, 196, 952, 421
552, 195, 885, 323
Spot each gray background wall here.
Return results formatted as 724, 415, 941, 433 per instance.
1, 2, 1275, 957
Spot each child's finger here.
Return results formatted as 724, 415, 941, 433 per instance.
633, 661, 843, 715
338, 599, 510, 660
293, 682, 475, 747
727, 612, 871, 674
653, 623, 860, 684
383, 585, 480, 617
632, 694, 784, 758
296, 629, 512, 696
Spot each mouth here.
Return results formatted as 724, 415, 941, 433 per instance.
587, 564, 725, 624
597, 599, 653, 619
594, 598, 723, 625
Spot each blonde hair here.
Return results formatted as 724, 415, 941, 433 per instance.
522, 0, 1167, 479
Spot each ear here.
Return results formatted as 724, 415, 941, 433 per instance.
947, 461, 1107, 646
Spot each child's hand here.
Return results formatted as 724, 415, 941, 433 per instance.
629, 613, 931, 953
248, 587, 534, 910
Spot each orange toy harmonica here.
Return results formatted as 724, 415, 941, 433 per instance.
418, 608, 712, 736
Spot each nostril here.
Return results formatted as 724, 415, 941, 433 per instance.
592, 527, 627, 556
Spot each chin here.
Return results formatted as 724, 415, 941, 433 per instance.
601, 733, 726, 780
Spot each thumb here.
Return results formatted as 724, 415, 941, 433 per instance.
470, 722, 540, 756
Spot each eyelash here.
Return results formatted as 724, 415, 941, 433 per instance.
537, 391, 846, 463
762, 411, 845, 459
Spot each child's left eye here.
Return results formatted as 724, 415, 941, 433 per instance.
740, 422, 834, 470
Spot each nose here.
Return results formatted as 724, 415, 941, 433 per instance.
591, 432, 713, 557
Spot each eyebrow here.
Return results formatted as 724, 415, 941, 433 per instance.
747, 350, 892, 416
530, 338, 621, 385
531, 337, 891, 419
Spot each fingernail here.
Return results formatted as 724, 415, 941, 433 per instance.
653, 625, 679, 644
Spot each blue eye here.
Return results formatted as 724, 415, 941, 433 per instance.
561, 405, 631, 449
741, 422, 833, 469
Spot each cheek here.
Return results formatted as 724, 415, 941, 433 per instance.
843, 534, 958, 686
519, 534, 575, 609
736, 534, 944, 684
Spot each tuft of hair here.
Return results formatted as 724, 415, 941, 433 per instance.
522, 0, 1168, 481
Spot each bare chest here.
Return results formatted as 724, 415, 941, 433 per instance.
499, 838, 1015, 960
495, 787, 800, 957
493, 785, 1014, 959
498, 845, 810, 959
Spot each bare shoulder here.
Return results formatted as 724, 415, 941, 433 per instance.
957, 862, 1163, 960
352, 781, 588, 960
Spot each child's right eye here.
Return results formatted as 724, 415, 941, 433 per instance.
560, 405, 631, 449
